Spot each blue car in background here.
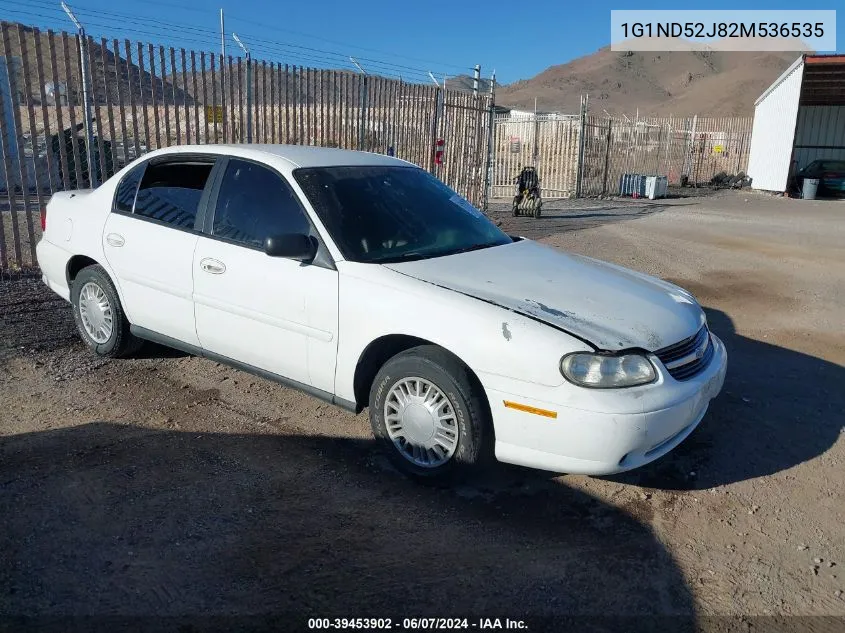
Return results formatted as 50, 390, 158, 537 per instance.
794, 159, 845, 198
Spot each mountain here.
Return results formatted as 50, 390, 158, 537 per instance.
496, 47, 803, 116
2, 22, 192, 106
444, 74, 493, 94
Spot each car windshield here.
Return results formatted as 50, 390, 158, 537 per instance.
293, 165, 513, 263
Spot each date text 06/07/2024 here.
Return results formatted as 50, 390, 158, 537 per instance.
307, 617, 528, 630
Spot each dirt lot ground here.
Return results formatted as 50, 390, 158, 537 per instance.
1, 190, 844, 631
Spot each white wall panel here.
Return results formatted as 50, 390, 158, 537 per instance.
748, 58, 804, 192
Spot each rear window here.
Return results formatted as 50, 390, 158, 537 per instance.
133, 161, 214, 230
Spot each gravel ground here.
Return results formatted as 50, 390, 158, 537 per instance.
1, 190, 844, 630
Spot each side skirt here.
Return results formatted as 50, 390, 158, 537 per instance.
130, 325, 358, 414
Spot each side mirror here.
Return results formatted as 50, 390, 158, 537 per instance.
264, 233, 317, 262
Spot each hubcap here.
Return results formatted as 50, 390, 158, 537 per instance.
384, 377, 459, 468
78, 281, 113, 344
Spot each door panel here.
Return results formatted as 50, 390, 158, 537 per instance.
193, 237, 338, 390
103, 214, 199, 345
193, 157, 339, 391
101, 157, 217, 347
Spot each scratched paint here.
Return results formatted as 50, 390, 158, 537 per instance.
501, 322, 512, 341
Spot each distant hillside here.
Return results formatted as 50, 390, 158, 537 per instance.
497, 47, 802, 116
3, 22, 191, 106
445, 74, 493, 94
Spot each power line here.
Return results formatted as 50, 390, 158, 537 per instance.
0, 5, 445, 85
2, 0, 469, 79
132, 0, 471, 72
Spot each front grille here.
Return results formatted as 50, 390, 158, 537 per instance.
655, 326, 713, 381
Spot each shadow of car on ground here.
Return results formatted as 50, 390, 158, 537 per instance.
0, 422, 696, 631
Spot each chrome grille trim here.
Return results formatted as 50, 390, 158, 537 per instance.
655, 326, 712, 381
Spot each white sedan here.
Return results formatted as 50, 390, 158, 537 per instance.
36, 144, 727, 480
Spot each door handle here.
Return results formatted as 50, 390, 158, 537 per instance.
200, 258, 226, 275
106, 233, 125, 247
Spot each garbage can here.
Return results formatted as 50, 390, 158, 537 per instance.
802, 178, 819, 200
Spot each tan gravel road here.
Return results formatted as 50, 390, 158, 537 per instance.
1, 190, 843, 630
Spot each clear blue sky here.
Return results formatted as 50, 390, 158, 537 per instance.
2, 0, 842, 84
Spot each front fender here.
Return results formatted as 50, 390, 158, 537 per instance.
334, 263, 592, 403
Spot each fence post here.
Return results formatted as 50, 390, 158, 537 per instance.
575, 94, 588, 198
685, 114, 697, 184
429, 86, 442, 174
350, 58, 367, 151
601, 118, 612, 196
233, 35, 252, 144
62, 3, 97, 187
482, 72, 496, 212
654, 123, 664, 175
360, 75, 368, 150
246, 54, 252, 143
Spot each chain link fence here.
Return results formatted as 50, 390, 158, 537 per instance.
492, 110, 753, 200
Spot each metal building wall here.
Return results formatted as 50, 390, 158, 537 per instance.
792, 105, 845, 169
748, 57, 804, 192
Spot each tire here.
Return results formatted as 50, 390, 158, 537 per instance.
369, 345, 492, 481
533, 199, 542, 219
71, 264, 142, 358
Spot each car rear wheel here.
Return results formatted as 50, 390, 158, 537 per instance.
368, 345, 492, 480
71, 264, 142, 358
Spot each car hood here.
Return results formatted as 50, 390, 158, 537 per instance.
383, 239, 705, 351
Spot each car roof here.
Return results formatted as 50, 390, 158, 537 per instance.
144, 143, 414, 169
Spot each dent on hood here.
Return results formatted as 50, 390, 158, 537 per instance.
517, 298, 663, 350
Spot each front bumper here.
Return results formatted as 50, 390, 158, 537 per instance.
486, 334, 728, 475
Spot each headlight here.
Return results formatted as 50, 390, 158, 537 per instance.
560, 352, 656, 388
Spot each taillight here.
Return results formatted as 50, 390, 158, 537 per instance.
40, 206, 47, 232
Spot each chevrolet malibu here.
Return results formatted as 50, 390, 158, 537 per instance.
36, 144, 727, 480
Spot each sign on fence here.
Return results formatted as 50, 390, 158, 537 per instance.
205, 106, 224, 124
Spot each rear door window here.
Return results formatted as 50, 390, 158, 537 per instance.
133, 161, 214, 230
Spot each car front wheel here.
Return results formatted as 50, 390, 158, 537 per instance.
368, 345, 492, 480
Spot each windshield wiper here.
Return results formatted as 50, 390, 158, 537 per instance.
373, 242, 502, 264
371, 251, 429, 264
440, 242, 501, 257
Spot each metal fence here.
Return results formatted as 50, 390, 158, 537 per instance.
0, 21, 491, 271
492, 109, 753, 199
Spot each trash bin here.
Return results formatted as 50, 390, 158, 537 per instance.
802, 178, 819, 200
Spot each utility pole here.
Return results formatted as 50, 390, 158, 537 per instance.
220, 9, 226, 61
233, 33, 251, 143
350, 57, 367, 151
61, 1, 97, 187
473, 64, 480, 96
